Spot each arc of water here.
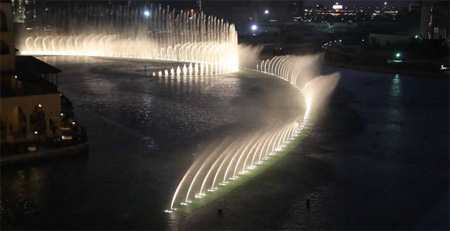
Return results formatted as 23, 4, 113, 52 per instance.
263, 129, 283, 159
186, 139, 231, 201
211, 139, 243, 189
233, 135, 259, 177
222, 137, 254, 182
242, 136, 265, 172
271, 126, 287, 153
198, 139, 233, 194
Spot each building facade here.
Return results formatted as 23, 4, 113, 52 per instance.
419, 0, 449, 39
1, 0, 70, 153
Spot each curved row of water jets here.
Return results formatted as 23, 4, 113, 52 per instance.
153, 61, 232, 77
166, 55, 313, 212
20, 5, 239, 74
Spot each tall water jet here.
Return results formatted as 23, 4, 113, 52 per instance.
183, 64, 188, 76
20, 4, 239, 75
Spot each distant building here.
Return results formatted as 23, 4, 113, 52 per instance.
202, 0, 302, 34
11, 0, 35, 23
419, 0, 449, 39
1, 0, 14, 70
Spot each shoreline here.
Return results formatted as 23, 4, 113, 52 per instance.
0, 141, 89, 166
324, 61, 449, 79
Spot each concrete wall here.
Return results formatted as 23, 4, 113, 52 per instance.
0, 142, 88, 166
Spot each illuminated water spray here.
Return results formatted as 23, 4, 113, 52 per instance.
19, 3, 337, 212
166, 55, 341, 213
20, 4, 239, 74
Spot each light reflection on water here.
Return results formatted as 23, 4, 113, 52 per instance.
1, 56, 304, 229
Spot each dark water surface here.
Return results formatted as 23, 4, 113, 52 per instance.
178, 67, 449, 230
1, 57, 448, 230
1, 56, 303, 229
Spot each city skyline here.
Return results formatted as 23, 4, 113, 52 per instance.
304, 0, 417, 7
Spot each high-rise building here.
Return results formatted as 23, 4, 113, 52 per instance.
419, 0, 449, 39
1, 0, 15, 70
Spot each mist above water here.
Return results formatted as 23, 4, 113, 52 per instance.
18, 1, 340, 218
168, 50, 340, 213
20, 4, 239, 74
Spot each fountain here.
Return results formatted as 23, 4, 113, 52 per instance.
20, 4, 239, 74
17, 2, 339, 215
167, 55, 340, 213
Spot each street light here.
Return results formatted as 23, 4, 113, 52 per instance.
251, 24, 258, 31
264, 9, 269, 14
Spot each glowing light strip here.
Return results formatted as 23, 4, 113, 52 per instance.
167, 58, 314, 212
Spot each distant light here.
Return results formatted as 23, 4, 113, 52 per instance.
395, 52, 401, 58
333, 3, 343, 10
38, 104, 42, 108
144, 10, 150, 17
264, 9, 269, 14
251, 24, 258, 31
34, 131, 38, 135
339, 39, 342, 42
14, 75, 17, 79
72, 121, 76, 125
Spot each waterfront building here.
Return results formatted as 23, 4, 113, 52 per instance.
1, 0, 85, 161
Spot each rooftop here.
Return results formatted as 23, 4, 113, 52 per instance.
15, 56, 62, 74
1, 56, 61, 76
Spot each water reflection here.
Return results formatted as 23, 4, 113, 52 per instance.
1, 57, 302, 229
157, 74, 218, 97
391, 74, 402, 97
1, 166, 52, 229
